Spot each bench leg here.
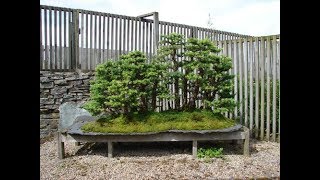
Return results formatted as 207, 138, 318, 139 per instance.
243, 127, 250, 156
108, 141, 113, 158
192, 140, 197, 158
57, 132, 65, 159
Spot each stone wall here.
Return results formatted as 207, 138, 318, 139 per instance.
40, 71, 95, 138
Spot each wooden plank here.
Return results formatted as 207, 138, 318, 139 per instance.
254, 37, 259, 138
233, 40, 238, 119
266, 36, 271, 141
239, 39, 243, 124
249, 38, 254, 132
107, 141, 113, 158
103, 14, 106, 62
122, 17, 126, 54
58, 132, 65, 159
44, 8, 48, 69
115, 16, 118, 59
136, 19, 139, 51
54, 9, 58, 69
244, 38, 248, 127
94, 14, 97, 67
80, 12, 84, 69
260, 37, 265, 140
98, 14, 102, 64
68, 11, 73, 69
142, 21, 145, 53
272, 36, 277, 141
228, 40, 232, 118
49, 9, 53, 69
126, 18, 130, 53
58, 10, 62, 69
73, 10, 80, 69
40, 8, 43, 69
243, 127, 250, 156
85, 13, 89, 69
130, 18, 134, 51
64, 11, 67, 69
192, 140, 197, 158
149, 22, 153, 59
119, 17, 122, 56
153, 12, 159, 55
110, 16, 114, 59
90, 13, 93, 68
146, 22, 149, 57
106, 16, 110, 60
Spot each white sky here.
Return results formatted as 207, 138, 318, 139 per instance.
40, 0, 280, 36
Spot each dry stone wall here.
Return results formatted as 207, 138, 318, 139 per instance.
40, 71, 94, 138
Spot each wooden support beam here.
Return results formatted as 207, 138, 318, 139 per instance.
57, 132, 65, 159
108, 141, 113, 158
192, 140, 197, 158
137, 12, 156, 19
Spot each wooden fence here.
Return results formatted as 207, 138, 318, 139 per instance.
40, 5, 280, 142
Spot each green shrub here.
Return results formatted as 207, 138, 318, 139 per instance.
197, 147, 224, 159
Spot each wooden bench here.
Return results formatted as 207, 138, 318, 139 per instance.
57, 115, 250, 159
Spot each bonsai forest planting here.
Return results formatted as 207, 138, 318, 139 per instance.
82, 33, 237, 133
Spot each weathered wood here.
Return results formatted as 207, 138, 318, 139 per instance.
131, 18, 134, 51
108, 141, 113, 158
98, 14, 102, 64
243, 127, 250, 156
72, 10, 79, 69
49, 9, 53, 69
153, 12, 159, 55
106, 16, 110, 60
94, 14, 97, 66
119, 17, 122, 56
277, 38, 280, 142
272, 36, 277, 141
266, 36, 271, 141
44, 8, 49, 69
137, 12, 155, 18
40, 8, 43, 69
192, 140, 197, 158
146, 22, 149, 57
126, 18, 130, 53
59, 10, 62, 69
244, 39, 248, 127
239, 39, 243, 124
233, 40, 238, 118
142, 21, 145, 53
58, 132, 65, 159
102, 14, 105, 62
254, 37, 259, 138
260, 37, 265, 140
115, 16, 118, 59
249, 38, 254, 132
110, 16, 114, 59
54, 9, 58, 69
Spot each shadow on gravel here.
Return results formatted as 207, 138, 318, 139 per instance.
71, 139, 260, 158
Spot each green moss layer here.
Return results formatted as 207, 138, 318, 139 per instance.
81, 110, 236, 133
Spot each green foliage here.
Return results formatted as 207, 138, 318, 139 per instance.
84, 33, 238, 123
197, 147, 224, 159
81, 110, 236, 133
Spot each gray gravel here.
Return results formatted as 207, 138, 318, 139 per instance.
40, 136, 279, 179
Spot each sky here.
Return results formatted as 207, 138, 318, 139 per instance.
40, 0, 280, 36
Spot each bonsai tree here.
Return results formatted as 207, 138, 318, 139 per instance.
83, 51, 167, 120
157, 33, 185, 109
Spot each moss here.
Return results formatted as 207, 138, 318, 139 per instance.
81, 110, 236, 133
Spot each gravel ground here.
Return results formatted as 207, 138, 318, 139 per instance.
40, 136, 280, 179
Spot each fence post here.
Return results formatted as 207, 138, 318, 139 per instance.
153, 12, 159, 55
70, 9, 80, 70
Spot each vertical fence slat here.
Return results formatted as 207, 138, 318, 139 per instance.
149, 22, 152, 59
94, 14, 97, 66
272, 36, 277, 141
115, 16, 118, 60
102, 14, 105, 62
266, 36, 271, 141
254, 37, 259, 138
244, 38, 248, 127
249, 38, 254, 131
130, 18, 134, 51
40, 8, 43, 69
54, 9, 58, 69
106, 15, 110, 60
119, 17, 122, 56
126, 18, 130, 53
90, 13, 93, 69
64, 10, 67, 69
59, 10, 62, 69
260, 37, 265, 140
98, 14, 102, 64
146, 22, 148, 57
80, 12, 84, 69
239, 39, 243, 124
233, 39, 238, 119
49, 9, 53, 69
85, 13, 88, 69
110, 15, 114, 60
44, 8, 48, 69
